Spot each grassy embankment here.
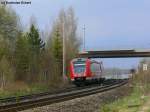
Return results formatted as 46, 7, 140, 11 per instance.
0, 82, 51, 99
100, 71, 150, 112
0, 79, 67, 99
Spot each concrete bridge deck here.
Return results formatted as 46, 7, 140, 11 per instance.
78, 49, 150, 58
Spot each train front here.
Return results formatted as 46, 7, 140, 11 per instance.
69, 58, 89, 86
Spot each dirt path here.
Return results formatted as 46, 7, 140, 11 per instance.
138, 95, 150, 112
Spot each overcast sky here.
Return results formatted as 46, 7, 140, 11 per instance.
8, 0, 150, 69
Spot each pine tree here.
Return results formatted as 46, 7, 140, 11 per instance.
47, 7, 81, 79
51, 27, 63, 79
15, 34, 29, 81
52, 28, 62, 61
26, 24, 45, 82
27, 24, 45, 55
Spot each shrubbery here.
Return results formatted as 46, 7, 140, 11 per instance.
0, 6, 80, 93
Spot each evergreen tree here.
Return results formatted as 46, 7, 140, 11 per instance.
52, 28, 62, 61
27, 24, 45, 55
52, 27, 63, 77
26, 24, 45, 82
47, 7, 81, 79
15, 34, 29, 81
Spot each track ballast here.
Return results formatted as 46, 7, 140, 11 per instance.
0, 79, 128, 112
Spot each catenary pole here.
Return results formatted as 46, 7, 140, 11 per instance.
83, 25, 86, 51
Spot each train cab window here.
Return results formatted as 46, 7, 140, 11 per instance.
74, 64, 85, 73
73, 61, 86, 74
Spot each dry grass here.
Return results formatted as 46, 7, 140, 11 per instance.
100, 70, 150, 112
131, 70, 150, 95
4, 81, 30, 92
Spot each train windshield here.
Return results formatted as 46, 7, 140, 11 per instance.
73, 61, 86, 73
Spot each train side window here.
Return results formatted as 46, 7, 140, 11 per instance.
91, 62, 102, 72
95, 63, 100, 72
94, 63, 97, 72
98, 64, 101, 72
90, 63, 95, 72
91, 62, 101, 72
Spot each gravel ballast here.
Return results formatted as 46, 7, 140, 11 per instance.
21, 84, 131, 112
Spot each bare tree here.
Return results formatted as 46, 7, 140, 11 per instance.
47, 7, 81, 80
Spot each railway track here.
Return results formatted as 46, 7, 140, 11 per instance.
0, 79, 128, 112
0, 83, 106, 104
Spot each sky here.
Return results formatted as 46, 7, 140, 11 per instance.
6, 0, 150, 69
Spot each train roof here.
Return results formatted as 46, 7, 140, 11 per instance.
71, 58, 87, 62
71, 58, 102, 64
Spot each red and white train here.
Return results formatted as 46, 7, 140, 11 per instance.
69, 58, 105, 86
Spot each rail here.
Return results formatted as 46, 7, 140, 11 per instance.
0, 79, 128, 112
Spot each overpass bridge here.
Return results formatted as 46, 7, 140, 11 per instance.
78, 49, 150, 58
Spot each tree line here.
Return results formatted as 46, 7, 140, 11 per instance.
0, 5, 80, 90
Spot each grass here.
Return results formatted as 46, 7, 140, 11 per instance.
0, 78, 65, 99
100, 70, 150, 112
100, 84, 149, 112
0, 82, 50, 99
